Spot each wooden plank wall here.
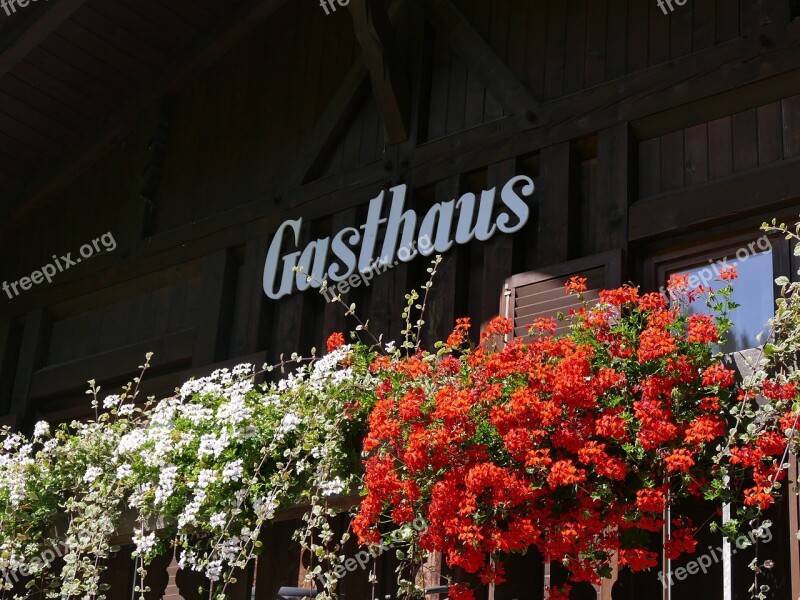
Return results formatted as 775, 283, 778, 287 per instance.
3, 0, 800, 598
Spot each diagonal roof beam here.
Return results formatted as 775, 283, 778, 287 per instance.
421, 0, 547, 126
348, 0, 410, 144
0, 0, 290, 238
285, 0, 408, 195
0, 0, 88, 79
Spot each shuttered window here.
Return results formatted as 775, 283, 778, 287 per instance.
501, 250, 624, 340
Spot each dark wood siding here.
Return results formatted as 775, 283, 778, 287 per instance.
1, 0, 799, 597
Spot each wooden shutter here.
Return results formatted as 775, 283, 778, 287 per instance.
501, 250, 624, 340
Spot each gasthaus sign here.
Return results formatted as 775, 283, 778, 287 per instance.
263, 175, 535, 299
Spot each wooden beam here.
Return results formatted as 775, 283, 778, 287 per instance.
192, 250, 237, 367
409, 38, 749, 185
481, 159, 516, 328
0, 0, 290, 239
28, 328, 195, 400
420, 0, 546, 125
591, 123, 632, 253
286, 0, 408, 194
629, 156, 800, 242
348, 0, 410, 144
285, 61, 371, 193
9, 308, 50, 429
230, 235, 271, 357
537, 142, 578, 265
0, 318, 19, 415
0, 0, 88, 80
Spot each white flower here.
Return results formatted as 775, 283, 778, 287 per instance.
180, 404, 214, 425
116, 464, 133, 479
232, 363, 253, 377
276, 413, 301, 438
221, 459, 244, 483
83, 466, 103, 483
209, 512, 227, 529
32, 421, 50, 440
216, 395, 252, 426
319, 476, 346, 497
198, 432, 230, 458
118, 430, 146, 454
254, 493, 279, 521
154, 465, 179, 506
196, 469, 217, 489
132, 530, 157, 556
118, 404, 135, 416
205, 559, 223, 581
102, 395, 120, 409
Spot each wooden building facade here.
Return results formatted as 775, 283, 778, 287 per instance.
1, 0, 800, 598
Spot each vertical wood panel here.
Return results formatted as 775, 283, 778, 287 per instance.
692, 0, 716, 50
445, 50, 469, 135
627, 0, 649, 73
648, 0, 670, 66
757, 101, 784, 166
507, 0, 528, 97
254, 521, 302, 597
670, 1, 693, 58
684, 123, 709, 186
322, 209, 359, 338
538, 143, 577, 265
638, 137, 661, 198
579, 157, 597, 257
660, 129, 685, 191
0, 318, 19, 415
493, 553, 545, 600
462, 0, 486, 129
524, 0, 548, 99
486, 0, 510, 119
593, 123, 630, 253
782, 94, 800, 159
270, 226, 315, 363
584, 0, 607, 87
731, 108, 758, 173
427, 32, 451, 140
715, 0, 740, 42
230, 235, 271, 358
544, 0, 567, 100
481, 159, 517, 328
193, 250, 237, 367
471, 0, 497, 119
564, 0, 587, 94
422, 176, 465, 349
707, 116, 733, 179
10, 309, 51, 430
605, 0, 628, 80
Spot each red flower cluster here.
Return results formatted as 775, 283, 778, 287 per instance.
326, 331, 345, 353
353, 280, 785, 591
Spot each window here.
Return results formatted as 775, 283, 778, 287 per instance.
646, 234, 777, 353
669, 248, 773, 352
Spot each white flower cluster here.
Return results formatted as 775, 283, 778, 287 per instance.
0, 346, 379, 600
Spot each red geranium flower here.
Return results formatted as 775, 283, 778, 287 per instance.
326, 331, 345, 352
